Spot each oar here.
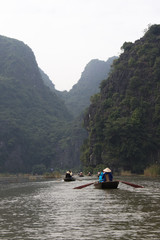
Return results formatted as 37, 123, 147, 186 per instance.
119, 180, 144, 188
73, 182, 94, 189
73, 180, 144, 189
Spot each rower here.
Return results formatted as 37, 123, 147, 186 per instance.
65, 170, 72, 179
103, 168, 113, 182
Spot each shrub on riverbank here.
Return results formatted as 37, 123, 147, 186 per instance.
144, 164, 160, 177
120, 170, 132, 176
44, 171, 61, 178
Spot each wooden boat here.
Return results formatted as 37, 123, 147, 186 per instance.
94, 181, 119, 189
64, 177, 76, 182
79, 174, 84, 177
78, 172, 84, 177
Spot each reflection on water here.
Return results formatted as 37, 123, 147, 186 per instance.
0, 176, 160, 240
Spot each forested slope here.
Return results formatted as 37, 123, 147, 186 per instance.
59, 57, 116, 117
40, 57, 116, 172
0, 35, 72, 173
0, 35, 115, 173
81, 25, 160, 173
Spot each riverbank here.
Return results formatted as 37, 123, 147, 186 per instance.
0, 174, 45, 183
0, 173, 63, 183
0, 173, 159, 184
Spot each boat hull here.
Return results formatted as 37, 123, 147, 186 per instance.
94, 181, 119, 189
64, 177, 76, 182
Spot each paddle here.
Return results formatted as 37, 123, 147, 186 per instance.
73, 180, 144, 189
73, 182, 94, 189
119, 180, 144, 188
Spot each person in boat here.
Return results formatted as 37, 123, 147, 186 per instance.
99, 172, 104, 182
65, 170, 72, 179
102, 168, 113, 182
79, 172, 84, 177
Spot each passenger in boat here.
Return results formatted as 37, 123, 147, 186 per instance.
103, 168, 113, 182
99, 172, 104, 182
79, 172, 84, 177
65, 170, 72, 179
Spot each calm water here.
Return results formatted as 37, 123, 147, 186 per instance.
0, 176, 160, 240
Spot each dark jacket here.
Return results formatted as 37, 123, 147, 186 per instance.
103, 172, 113, 181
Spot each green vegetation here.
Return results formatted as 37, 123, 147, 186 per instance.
58, 57, 116, 118
32, 164, 46, 175
1, 25, 160, 175
0, 35, 73, 173
43, 171, 62, 178
81, 24, 160, 174
144, 164, 160, 177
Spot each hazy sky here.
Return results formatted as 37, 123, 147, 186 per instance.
0, 0, 160, 91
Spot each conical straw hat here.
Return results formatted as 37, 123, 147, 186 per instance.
103, 168, 111, 172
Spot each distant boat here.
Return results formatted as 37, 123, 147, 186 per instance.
64, 170, 75, 181
94, 181, 119, 189
64, 176, 76, 182
78, 172, 84, 177
87, 172, 92, 176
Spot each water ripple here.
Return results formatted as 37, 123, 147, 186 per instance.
0, 177, 160, 239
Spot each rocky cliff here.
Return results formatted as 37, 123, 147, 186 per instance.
81, 24, 160, 173
0, 35, 72, 173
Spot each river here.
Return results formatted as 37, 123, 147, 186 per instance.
0, 176, 160, 240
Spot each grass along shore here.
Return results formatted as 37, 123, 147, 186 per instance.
0, 164, 160, 183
